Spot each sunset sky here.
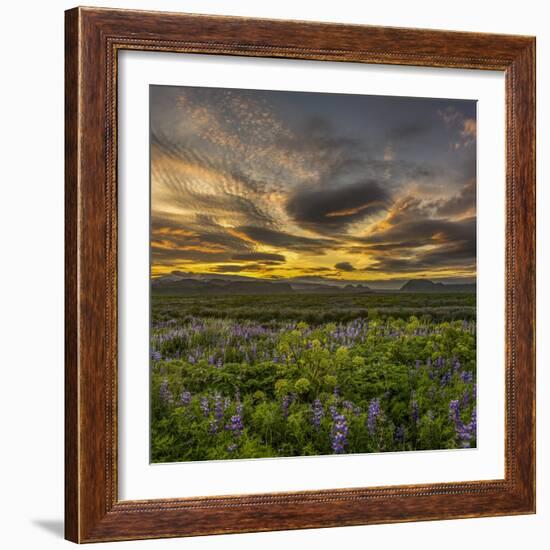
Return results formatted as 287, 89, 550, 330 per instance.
150, 85, 476, 283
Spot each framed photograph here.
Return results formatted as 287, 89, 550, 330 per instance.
65, 7, 536, 543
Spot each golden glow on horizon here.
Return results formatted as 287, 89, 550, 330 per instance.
150, 87, 476, 283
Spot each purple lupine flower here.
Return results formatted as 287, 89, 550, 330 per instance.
226, 411, 244, 437
367, 398, 381, 435
200, 396, 210, 417
209, 394, 224, 433
227, 443, 238, 453
180, 390, 191, 406
216, 357, 223, 369
449, 400, 476, 448
469, 408, 477, 438
311, 399, 324, 430
415, 359, 421, 369
453, 358, 462, 373
449, 399, 461, 424
460, 371, 474, 384
329, 406, 348, 454
159, 379, 173, 405
455, 422, 472, 447
151, 350, 162, 362
281, 394, 292, 418
342, 400, 354, 411
460, 409, 477, 448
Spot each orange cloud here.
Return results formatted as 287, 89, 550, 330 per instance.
462, 118, 476, 138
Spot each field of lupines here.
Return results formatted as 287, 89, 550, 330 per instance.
151, 293, 476, 462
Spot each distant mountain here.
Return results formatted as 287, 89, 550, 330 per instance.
400, 279, 476, 293
152, 273, 372, 295
289, 282, 372, 294
160, 271, 255, 284
151, 272, 474, 295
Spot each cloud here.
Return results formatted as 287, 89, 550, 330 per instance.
438, 106, 463, 127
434, 179, 476, 218
437, 106, 476, 150
151, 215, 253, 264
235, 225, 336, 254
210, 264, 264, 273
386, 121, 431, 142
290, 267, 334, 274
361, 241, 427, 252
231, 252, 286, 263
150, 87, 476, 279
362, 216, 475, 249
365, 238, 475, 273
351, 193, 475, 274
462, 119, 476, 138
335, 262, 356, 272
151, 149, 276, 228
460, 119, 476, 148
286, 180, 390, 232
361, 216, 475, 274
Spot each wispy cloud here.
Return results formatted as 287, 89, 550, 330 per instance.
151, 86, 476, 280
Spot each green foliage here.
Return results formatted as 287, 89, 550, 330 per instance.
151, 294, 477, 462
151, 292, 476, 324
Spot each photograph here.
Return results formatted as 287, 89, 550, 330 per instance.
1, 0, 542, 546
149, 85, 478, 463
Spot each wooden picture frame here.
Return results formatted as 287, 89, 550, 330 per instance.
65, 6, 536, 543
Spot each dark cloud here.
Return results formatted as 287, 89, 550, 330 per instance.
366, 244, 475, 273
286, 180, 390, 232
210, 264, 264, 273
286, 117, 363, 165
434, 179, 476, 217
151, 246, 230, 265
362, 216, 476, 273
151, 242, 241, 263
231, 252, 286, 263
386, 121, 431, 142
236, 225, 336, 254
362, 217, 474, 247
151, 216, 252, 264
335, 262, 356, 272
298, 267, 334, 274
363, 241, 427, 251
